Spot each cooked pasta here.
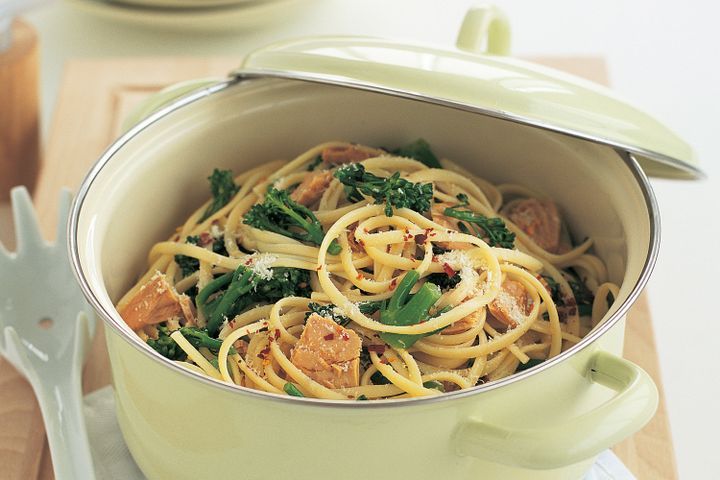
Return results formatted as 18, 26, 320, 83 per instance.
116, 139, 617, 400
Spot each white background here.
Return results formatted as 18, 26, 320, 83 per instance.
23, 0, 720, 477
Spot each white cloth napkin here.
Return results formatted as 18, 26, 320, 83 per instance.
83, 386, 635, 480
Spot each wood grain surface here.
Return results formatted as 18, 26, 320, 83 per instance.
0, 20, 40, 202
0, 57, 676, 480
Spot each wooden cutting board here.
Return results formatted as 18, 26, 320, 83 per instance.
0, 57, 677, 480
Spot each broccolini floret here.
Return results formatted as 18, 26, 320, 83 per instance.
244, 187, 341, 255
334, 163, 433, 217
306, 300, 383, 327
391, 138, 442, 169
199, 264, 312, 336
147, 325, 186, 360
443, 200, 516, 249
426, 271, 463, 291
147, 325, 235, 361
175, 235, 227, 278
306, 302, 352, 326
201, 169, 239, 221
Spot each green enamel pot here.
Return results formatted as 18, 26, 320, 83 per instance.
69, 6, 700, 479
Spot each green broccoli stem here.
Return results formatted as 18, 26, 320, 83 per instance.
196, 271, 233, 314
179, 327, 235, 354
379, 271, 442, 349
207, 268, 258, 336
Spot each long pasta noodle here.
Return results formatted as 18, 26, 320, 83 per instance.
117, 140, 618, 400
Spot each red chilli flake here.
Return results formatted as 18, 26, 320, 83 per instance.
245, 258, 253, 266
414, 233, 427, 245
324, 333, 335, 341
340, 331, 350, 341
367, 344, 386, 354
386, 244, 392, 253
389, 278, 398, 291
274, 329, 281, 341
357, 272, 365, 280
257, 347, 271, 360
443, 263, 457, 278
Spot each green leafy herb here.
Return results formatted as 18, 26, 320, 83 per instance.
334, 163, 433, 217
378, 271, 442, 349
284, 382, 305, 397
443, 205, 515, 249
356, 394, 369, 401
392, 138, 442, 169
201, 169, 239, 221
244, 187, 341, 255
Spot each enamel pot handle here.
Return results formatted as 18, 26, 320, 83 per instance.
454, 351, 658, 470
121, 77, 223, 132
456, 5, 511, 55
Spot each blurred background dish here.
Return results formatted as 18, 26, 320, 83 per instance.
64, 0, 300, 33
110, 0, 258, 9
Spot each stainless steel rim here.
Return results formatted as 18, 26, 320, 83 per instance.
68, 77, 661, 409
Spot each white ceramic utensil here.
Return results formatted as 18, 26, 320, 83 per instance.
0, 187, 96, 480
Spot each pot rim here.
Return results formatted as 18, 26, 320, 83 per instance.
68, 77, 661, 409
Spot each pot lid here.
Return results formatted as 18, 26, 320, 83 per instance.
234, 6, 701, 179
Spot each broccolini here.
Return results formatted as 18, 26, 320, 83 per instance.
201, 169, 239, 221
334, 163, 433, 217
392, 138, 442, 169
244, 187, 341, 255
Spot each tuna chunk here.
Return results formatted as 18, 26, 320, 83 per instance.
290, 313, 362, 389
443, 309, 482, 335
488, 279, 531, 328
505, 198, 562, 253
290, 170, 333, 206
321, 145, 383, 165
119, 272, 193, 330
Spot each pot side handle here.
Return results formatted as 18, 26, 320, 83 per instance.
456, 5, 511, 56
453, 351, 658, 470
121, 78, 223, 133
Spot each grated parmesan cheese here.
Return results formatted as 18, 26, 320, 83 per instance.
210, 224, 224, 238
245, 252, 277, 281
436, 250, 472, 270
